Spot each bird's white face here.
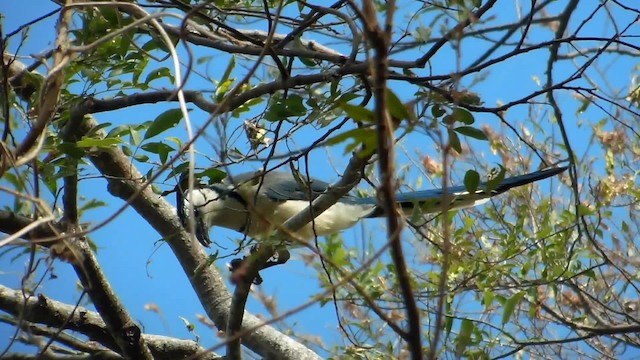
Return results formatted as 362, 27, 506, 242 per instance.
183, 187, 249, 235
183, 187, 223, 218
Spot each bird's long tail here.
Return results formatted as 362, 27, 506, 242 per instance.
367, 165, 568, 217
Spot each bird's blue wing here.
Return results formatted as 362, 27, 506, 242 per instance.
249, 172, 336, 202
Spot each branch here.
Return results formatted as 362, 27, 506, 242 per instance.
14, 2, 72, 165
5, 58, 321, 360
0, 212, 153, 358
361, 0, 422, 358
0, 284, 221, 359
415, 0, 498, 67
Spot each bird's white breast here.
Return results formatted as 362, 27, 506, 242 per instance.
270, 200, 376, 240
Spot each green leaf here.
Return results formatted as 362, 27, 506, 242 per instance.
577, 204, 595, 216
502, 291, 525, 325
129, 127, 142, 146
85, 122, 112, 137
335, 92, 360, 106
219, 55, 235, 86
452, 107, 475, 124
448, 129, 462, 153
141, 141, 175, 154
284, 95, 307, 115
107, 124, 132, 138
199, 168, 227, 185
76, 137, 122, 148
133, 153, 149, 162
339, 104, 375, 123
215, 79, 234, 102
121, 145, 132, 156
463, 170, 480, 193
431, 104, 445, 118
79, 199, 107, 212
263, 95, 307, 121
164, 162, 191, 181
454, 126, 487, 140
483, 290, 494, 311
326, 128, 375, 147
144, 67, 172, 84
455, 319, 474, 358
386, 89, 410, 121
330, 79, 339, 97
299, 57, 317, 67
144, 109, 185, 140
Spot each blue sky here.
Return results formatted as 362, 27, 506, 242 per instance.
1, 1, 639, 358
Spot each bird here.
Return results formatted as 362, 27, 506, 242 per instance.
176, 165, 567, 249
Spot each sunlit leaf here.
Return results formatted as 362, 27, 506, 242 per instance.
76, 137, 122, 148
144, 109, 185, 140
455, 319, 473, 358
454, 126, 487, 140
502, 291, 525, 325
339, 104, 375, 123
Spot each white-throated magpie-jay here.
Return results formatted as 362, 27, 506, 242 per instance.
176, 165, 567, 248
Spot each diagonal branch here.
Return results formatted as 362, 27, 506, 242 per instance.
5, 57, 321, 359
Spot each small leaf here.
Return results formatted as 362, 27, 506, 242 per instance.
326, 128, 375, 146
299, 57, 317, 67
215, 79, 234, 102
57, 143, 84, 159
454, 126, 487, 140
129, 127, 142, 146
133, 153, 149, 162
141, 141, 175, 154
455, 319, 474, 358
80, 199, 107, 212
121, 145, 132, 156
335, 92, 360, 105
463, 170, 480, 193
502, 291, 525, 326
340, 104, 375, 123
431, 104, 445, 118
453, 107, 475, 124
144, 67, 172, 84
107, 124, 132, 138
577, 204, 595, 216
199, 168, 227, 185
76, 137, 122, 148
263, 95, 307, 121
330, 79, 339, 97
448, 129, 462, 153
85, 122, 112, 137
442, 114, 455, 125
483, 290, 494, 311
164, 162, 191, 181
386, 89, 410, 121
219, 55, 235, 86
144, 109, 185, 140
284, 95, 307, 115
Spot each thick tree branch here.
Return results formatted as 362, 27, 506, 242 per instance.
5, 58, 321, 360
0, 284, 221, 359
